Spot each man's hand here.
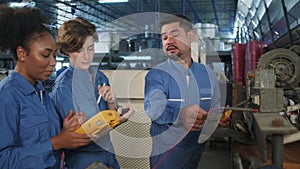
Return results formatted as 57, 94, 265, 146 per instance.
118, 102, 135, 123
180, 105, 208, 131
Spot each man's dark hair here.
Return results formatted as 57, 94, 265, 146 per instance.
159, 14, 193, 32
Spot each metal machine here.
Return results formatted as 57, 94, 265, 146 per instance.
236, 47, 300, 169
250, 47, 300, 128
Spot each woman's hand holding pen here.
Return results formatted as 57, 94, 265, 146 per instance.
97, 84, 115, 104
51, 110, 91, 150
98, 84, 117, 110
180, 105, 208, 131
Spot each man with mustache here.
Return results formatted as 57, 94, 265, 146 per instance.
144, 14, 221, 169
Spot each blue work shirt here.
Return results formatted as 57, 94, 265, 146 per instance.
50, 65, 119, 169
144, 58, 221, 169
0, 71, 61, 169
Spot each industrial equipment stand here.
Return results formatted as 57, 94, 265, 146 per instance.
253, 113, 298, 169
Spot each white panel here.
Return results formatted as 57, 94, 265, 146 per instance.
101, 70, 148, 99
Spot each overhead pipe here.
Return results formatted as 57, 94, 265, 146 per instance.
243, 17, 251, 41
137, 0, 142, 13
81, 1, 134, 31
181, 0, 185, 15
57, 0, 133, 31
37, 2, 71, 17
185, 0, 202, 22
155, 0, 160, 13
231, 1, 237, 34
140, 0, 159, 12
81, 1, 117, 21
263, 0, 278, 48
36, 2, 73, 21
165, 0, 179, 14
281, 0, 294, 45
212, 0, 220, 32
98, 1, 126, 17
96, 1, 139, 31
258, 16, 264, 42
55, 0, 106, 27
41, 6, 71, 24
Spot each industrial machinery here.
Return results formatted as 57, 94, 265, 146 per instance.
233, 47, 300, 142
250, 47, 300, 128
233, 47, 300, 169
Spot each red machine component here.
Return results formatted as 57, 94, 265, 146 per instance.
232, 43, 245, 84
244, 40, 266, 85
259, 41, 267, 56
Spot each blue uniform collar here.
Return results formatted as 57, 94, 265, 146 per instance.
167, 58, 195, 68
167, 58, 196, 76
9, 71, 45, 95
68, 64, 97, 80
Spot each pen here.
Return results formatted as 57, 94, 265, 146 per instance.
97, 83, 106, 104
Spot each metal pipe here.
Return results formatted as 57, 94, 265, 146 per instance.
186, 0, 202, 22
181, 0, 185, 16
272, 134, 284, 169
219, 107, 258, 112
263, 0, 278, 48
281, 0, 293, 45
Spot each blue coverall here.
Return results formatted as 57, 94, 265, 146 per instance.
49, 65, 119, 169
144, 58, 221, 169
0, 71, 61, 169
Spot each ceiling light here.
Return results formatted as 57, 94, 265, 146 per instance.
9, 1, 35, 7
99, 0, 128, 3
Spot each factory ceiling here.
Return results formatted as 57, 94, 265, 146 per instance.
0, 0, 238, 42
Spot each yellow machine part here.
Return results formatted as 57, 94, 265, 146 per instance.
75, 110, 120, 135
221, 109, 232, 122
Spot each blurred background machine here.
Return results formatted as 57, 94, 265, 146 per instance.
230, 47, 300, 169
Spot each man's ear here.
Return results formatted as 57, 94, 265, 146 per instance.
188, 30, 196, 42
16, 46, 27, 62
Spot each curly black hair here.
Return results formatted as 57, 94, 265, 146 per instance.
0, 5, 51, 61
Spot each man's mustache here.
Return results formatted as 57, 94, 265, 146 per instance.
167, 45, 178, 51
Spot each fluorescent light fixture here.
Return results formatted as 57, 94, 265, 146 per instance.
9, 1, 35, 7
120, 56, 151, 60
99, 0, 128, 3
56, 57, 65, 61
